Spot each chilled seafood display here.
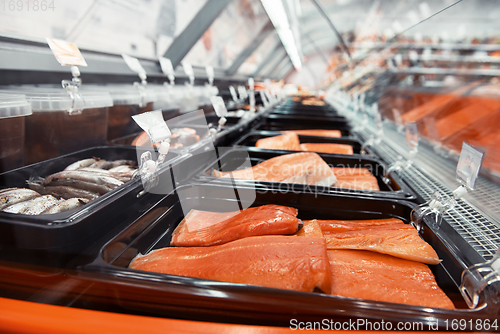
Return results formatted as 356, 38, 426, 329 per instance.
131, 127, 200, 149
0, 158, 136, 215
256, 133, 353, 155
281, 130, 341, 138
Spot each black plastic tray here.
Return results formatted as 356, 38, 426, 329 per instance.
79, 183, 489, 327
271, 106, 339, 117
234, 130, 375, 156
0, 146, 181, 253
255, 114, 353, 137
193, 147, 416, 200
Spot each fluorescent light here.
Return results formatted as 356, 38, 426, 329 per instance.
261, 0, 302, 71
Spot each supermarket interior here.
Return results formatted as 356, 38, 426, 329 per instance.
0, 0, 499, 332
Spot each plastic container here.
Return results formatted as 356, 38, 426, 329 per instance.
79, 183, 489, 327
194, 147, 416, 200
234, 130, 375, 156
0, 93, 32, 173
0, 146, 181, 262
255, 114, 354, 138
0, 87, 113, 165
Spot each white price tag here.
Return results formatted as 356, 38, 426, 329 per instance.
405, 122, 419, 149
456, 142, 484, 190
210, 96, 228, 118
122, 54, 147, 79
229, 86, 238, 102
46, 38, 87, 67
238, 86, 247, 100
182, 61, 195, 84
248, 77, 254, 90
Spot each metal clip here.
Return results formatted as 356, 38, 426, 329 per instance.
460, 247, 500, 309
136, 142, 170, 197
383, 148, 417, 183
61, 66, 83, 115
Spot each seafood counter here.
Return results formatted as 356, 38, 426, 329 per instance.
0, 97, 496, 328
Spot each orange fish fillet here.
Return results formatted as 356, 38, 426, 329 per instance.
335, 175, 380, 191
171, 205, 301, 247
255, 132, 301, 150
323, 223, 440, 265
213, 152, 337, 186
131, 236, 332, 294
294, 220, 324, 238
312, 218, 404, 233
282, 130, 341, 138
327, 250, 455, 309
331, 167, 371, 176
300, 143, 354, 155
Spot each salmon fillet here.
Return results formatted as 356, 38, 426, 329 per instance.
312, 218, 404, 233
323, 223, 440, 265
300, 143, 354, 155
213, 152, 337, 186
131, 236, 332, 294
281, 130, 341, 138
327, 250, 455, 309
171, 205, 301, 247
331, 167, 371, 176
335, 174, 380, 191
294, 220, 324, 238
255, 132, 301, 150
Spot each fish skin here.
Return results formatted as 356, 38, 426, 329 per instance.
131, 236, 332, 294
255, 133, 301, 151
41, 198, 88, 214
2, 195, 59, 215
170, 205, 301, 247
300, 143, 354, 155
64, 158, 97, 171
213, 152, 337, 186
322, 223, 441, 265
0, 189, 41, 210
47, 179, 113, 195
327, 250, 455, 309
43, 170, 124, 188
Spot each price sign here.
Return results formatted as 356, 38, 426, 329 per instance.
47, 38, 87, 67
229, 86, 238, 102
456, 142, 484, 190
210, 96, 228, 118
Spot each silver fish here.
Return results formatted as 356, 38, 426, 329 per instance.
43, 170, 124, 189
0, 188, 41, 210
30, 183, 100, 201
47, 179, 112, 195
99, 159, 135, 170
64, 158, 97, 171
108, 165, 136, 173
2, 195, 60, 215
41, 198, 89, 214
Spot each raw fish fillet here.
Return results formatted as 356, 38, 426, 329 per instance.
255, 132, 301, 151
327, 250, 455, 309
213, 152, 337, 186
300, 143, 354, 155
322, 221, 440, 264
171, 205, 301, 247
312, 218, 404, 233
331, 167, 371, 176
294, 220, 324, 238
282, 130, 341, 138
131, 236, 332, 294
335, 174, 380, 191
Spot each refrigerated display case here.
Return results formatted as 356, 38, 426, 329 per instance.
0, 0, 499, 332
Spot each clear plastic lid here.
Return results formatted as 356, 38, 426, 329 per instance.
0, 87, 112, 112
0, 93, 32, 119
87, 84, 158, 106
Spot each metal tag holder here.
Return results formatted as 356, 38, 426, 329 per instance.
61, 66, 84, 115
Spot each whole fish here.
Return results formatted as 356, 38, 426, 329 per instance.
47, 179, 112, 195
41, 198, 89, 214
43, 170, 123, 189
64, 158, 97, 171
0, 188, 41, 210
2, 195, 60, 215
76, 168, 132, 182
29, 182, 100, 201
99, 159, 135, 170
0, 187, 19, 194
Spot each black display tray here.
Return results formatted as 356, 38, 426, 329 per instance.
271, 105, 339, 117
255, 114, 353, 137
193, 147, 416, 200
79, 183, 489, 327
234, 130, 374, 156
0, 146, 181, 252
